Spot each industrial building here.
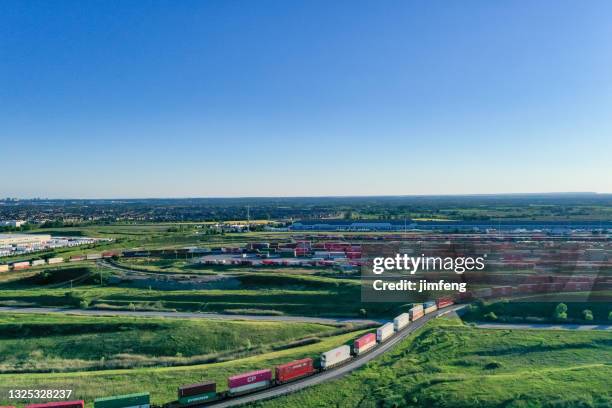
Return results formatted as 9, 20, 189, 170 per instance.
0, 233, 51, 246
0, 220, 27, 228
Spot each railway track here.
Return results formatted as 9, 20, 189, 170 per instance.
205, 304, 466, 407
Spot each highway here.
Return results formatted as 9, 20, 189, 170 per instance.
0, 306, 382, 326
206, 304, 465, 408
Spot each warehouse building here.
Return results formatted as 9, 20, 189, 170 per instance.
0, 233, 52, 246
0, 220, 27, 228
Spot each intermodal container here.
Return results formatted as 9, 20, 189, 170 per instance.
393, 313, 410, 331
179, 381, 216, 398
70, 255, 86, 262
178, 392, 217, 405
94, 392, 150, 408
228, 369, 272, 395
424, 305, 437, 314
32, 259, 46, 267
13, 261, 30, 270
275, 358, 315, 383
0, 265, 9, 272
409, 305, 424, 321
423, 301, 437, 314
86, 253, 102, 260
436, 297, 454, 309
474, 288, 493, 298
376, 322, 394, 342
47, 257, 64, 264
353, 333, 376, 355
26, 401, 84, 408
320, 345, 351, 369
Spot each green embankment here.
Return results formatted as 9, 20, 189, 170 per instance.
0, 313, 338, 373
0, 329, 366, 406
253, 317, 612, 408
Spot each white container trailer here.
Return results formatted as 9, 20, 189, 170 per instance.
0, 265, 9, 272
409, 304, 424, 321
320, 345, 351, 370
86, 253, 102, 260
376, 322, 395, 342
31, 259, 46, 267
47, 257, 64, 264
423, 301, 437, 314
393, 313, 410, 332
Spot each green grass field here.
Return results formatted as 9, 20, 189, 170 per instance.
0, 313, 338, 373
0, 264, 397, 317
253, 317, 612, 408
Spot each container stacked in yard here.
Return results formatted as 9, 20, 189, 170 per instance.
0, 264, 9, 272
320, 345, 351, 369
518, 283, 537, 293
12, 261, 30, 270
353, 332, 377, 355
393, 313, 410, 331
278, 249, 296, 257
228, 369, 272, 395
409, 304, 424, 321
346, 251, 362, 259
47, 257, 64, 264
376, 322, 395, 342
275, 358, 315, 383
436, 297, 454, 309
474, 287, 493, 298
94, 392, 150, 408
25, 402, 84, 408
423, 301, 437, 314
178, 381, 217, 405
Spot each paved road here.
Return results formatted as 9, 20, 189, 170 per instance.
0, 306, 382, 326
207, 305, 465, 408
473, 322, 612, 331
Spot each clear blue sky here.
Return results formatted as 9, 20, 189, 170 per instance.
2, 0, 611, 198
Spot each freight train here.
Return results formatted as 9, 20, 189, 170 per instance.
12, 298, 454, 408
170, 297, 454, 405
5, 299, 455, 408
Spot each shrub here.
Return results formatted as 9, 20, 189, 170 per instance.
608, 311, 612, 321
484, 361, 502, 370
484, 312, 498, 321
554, 303, 568, 321
582, 309, 593, 321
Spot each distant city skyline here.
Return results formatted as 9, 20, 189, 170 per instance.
2, 1, 612, 198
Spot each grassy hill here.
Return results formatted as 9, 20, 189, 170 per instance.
252, 317, 612, 408
0, 313, 337, 373
0, 328, 367, 406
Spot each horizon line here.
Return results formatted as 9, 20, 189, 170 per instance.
2, 192, 611, 201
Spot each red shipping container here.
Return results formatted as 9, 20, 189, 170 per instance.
436, 297, 454, 309
353, 332, 376, 353
26, 401, 84, 408
275, 358, 314, 383
228, 369, 272, 388
355, 332, 376, 347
